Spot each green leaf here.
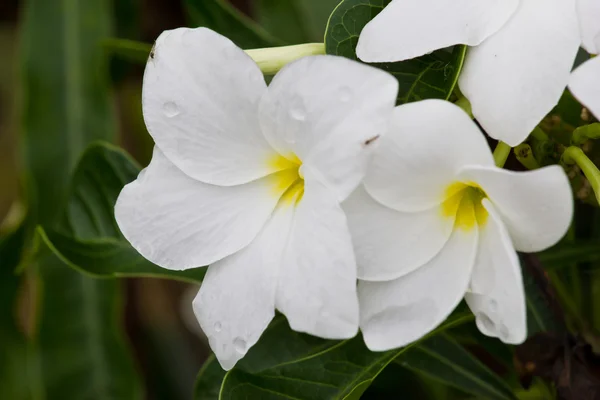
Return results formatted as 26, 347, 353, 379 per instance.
39, 228, 206, 283
254, 0, 340, 44
201, 313, 473, 399
38, 142, 207, 283
20, 0, 143, 397
195, 355, 228, 400
538, 241, 600, 270
184, 0, 282, 49
21, 0, 117, 227
325, 0, 466, 105
396, 333, 517, 400
0, 222, 35, 400
104, 38, 152, 65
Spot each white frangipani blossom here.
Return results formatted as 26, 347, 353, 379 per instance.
343, 100, 573, 351
569, 36, 600, 119
115, 27, 399, 370
356, 0, 599, 146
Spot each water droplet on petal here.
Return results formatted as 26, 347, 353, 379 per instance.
289, 96, 307, 122
338, 86, 353, 103
214, 322, 222, 332
233, 337, 247, 354
488, 299, 498, 313
476, 312, 496, 332
163, 101, 179, 117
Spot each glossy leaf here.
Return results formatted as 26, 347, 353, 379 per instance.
325, 0, 466, 104
254, 0, 340, 44
197, 313, 473, 399
396, 333, 517, 400
39, 228, 206, 284
20, 0, 142, 397
184, 0, 282, 48
39, 142, 207, 283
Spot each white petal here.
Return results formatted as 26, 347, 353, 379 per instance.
359, 227, 479, 351
569, 56, 600, 119
459, 0, 581, 146
143, 27, 278, 186
115, 147, 286, 270
259, 55, 398, 201
193, 204, 294, 370
276, 174, 359, 339
343, 185, 454, 281
577, 0, 600, 53
465, 200, 526, 345
458, 165, 573, 253
356, 0, 518, 62
364, 100, 494, 212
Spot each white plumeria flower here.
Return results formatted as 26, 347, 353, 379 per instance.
115, 27, 399, 369
569, 37, 600, 119
356, 0, 600, 146
343, 99, 573, 351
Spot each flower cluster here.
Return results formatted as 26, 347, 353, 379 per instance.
116, 0, 598, 370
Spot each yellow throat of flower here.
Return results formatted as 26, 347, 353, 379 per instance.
268, 154, 304, 206
441, 182, 488, 231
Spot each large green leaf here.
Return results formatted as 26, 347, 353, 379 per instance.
254, 0, 340, 44
196, 313, 473, 399
38, 142, 207, 283
184, 0, 282, 48
325, 0, 466, 105
20, 0, 142, 397
21, 0, 117, 227
396, 333, 517, 400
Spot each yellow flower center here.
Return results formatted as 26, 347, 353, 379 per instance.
268, 154, 304, 206
441, 182, 488, 231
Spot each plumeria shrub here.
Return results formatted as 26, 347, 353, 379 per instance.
2, 0, 600, 399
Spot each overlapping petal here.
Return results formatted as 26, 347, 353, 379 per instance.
569, 56, 600, 119
356, 0, 518, 63
363, 100, 494, 213
465, 200, 527, 345
115, 147, 288, 270
458, 165, 573, 253
459, 0, 580, 146
193, 204, 295, 370
259, 55, 398, 201
142, 27, 279, 186
276, 175, 359, 339
576, 0, 600, 53
359, 225, 479, 351
343, 185, 455, 282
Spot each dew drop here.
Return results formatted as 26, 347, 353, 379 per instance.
488, 299, 498, 313
163, 101, 180, 117
233, 337, 247, 354
214, 322, 222, 333
338, 86, 353, 103
289, 107, 306, 121
476, 312, 496, 332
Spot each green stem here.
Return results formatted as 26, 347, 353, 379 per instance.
454, 95, 473, 118
245, 43, 325, 75
562, 146, 600, 205
530, 126, 549, 141
514, 144, 540, 170
493, 142, 511, 168
571, 123, 600, 146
